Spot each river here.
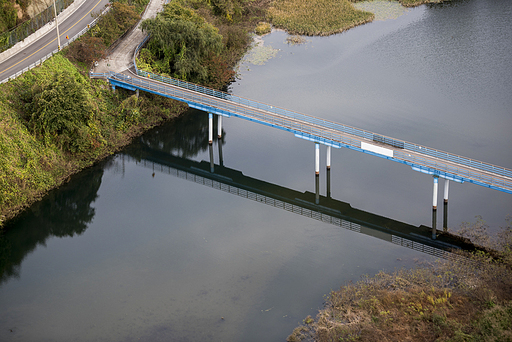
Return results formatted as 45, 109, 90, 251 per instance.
1, 0, 511, 340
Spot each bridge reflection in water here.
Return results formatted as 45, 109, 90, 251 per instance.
124, 142, 480, 261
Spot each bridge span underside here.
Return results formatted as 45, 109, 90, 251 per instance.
93, 70, 512, 196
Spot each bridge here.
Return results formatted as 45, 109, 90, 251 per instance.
91, 61, 512, 210
124, 140, 484, 260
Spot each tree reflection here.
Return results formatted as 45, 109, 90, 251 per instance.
0, 164, 103, 284
138, 108, 225, 158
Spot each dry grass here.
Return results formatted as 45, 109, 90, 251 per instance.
268, 0, 374, 36
288, 219, 512, 341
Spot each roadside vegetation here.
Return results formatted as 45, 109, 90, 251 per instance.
288, 218, 512, 342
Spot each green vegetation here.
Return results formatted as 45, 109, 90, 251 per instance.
140, 1, 224, 83
288, 218, 512, 341
0, 54, 187, 226
0, 0, 191, 227
255, 21, 271, 35
267, 0, 374, 36
0, 0, 18, 33
138, 0, 269, 88
66, 0, 142, 65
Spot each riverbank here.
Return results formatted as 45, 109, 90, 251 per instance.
0, 0, 190, 227
267, 0, 448, 35
0, 54, 188, 226
287, 221, 512, 341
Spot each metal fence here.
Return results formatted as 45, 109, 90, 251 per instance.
0, 6, 110, 85
0, 0, 74, 53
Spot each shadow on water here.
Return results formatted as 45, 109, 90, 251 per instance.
139, 109, 225, 158
0, 165, 103, 285
0, 109, 218, 285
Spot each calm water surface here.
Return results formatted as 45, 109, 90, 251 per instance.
1, 0, 511, 340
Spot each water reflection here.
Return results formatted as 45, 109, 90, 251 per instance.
0, 109, 480, 287
0, 166, 103, 284
139, 109, 225, 158
125, 137, 479, 260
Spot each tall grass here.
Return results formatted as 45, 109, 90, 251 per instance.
268, 0, 374, 36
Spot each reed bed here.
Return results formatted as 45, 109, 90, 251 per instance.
268, 0, 374, 36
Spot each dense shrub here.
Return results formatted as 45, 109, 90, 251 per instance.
24, 69, 95, 153
140, 0, 223, 83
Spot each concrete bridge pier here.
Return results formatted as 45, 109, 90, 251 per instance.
112, 84, 115, 93
443, 179, 450, 231
432, 176, 439, 239
217, 115, 222, 139
136, 89, 139, 98
315, 143, 320, 204
326, 146, 331, 198
208, 113, 213, 145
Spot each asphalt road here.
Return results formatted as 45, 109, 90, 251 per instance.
0, 0, 110, 82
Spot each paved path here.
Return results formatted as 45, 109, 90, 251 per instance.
92, 0, 166, 74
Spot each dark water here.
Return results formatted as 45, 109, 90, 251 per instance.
1, 0, 511, 340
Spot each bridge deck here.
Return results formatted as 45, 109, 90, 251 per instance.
91, 70, 512, 194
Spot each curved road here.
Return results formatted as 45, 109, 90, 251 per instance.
0, 0, 110, 83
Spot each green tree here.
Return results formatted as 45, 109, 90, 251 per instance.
140, 0, 223, 83
25, 70, 95, 153
0, 0, 17, 33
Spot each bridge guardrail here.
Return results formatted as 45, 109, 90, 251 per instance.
108, 72, 512, 192
123, 68, 512, 184
0, 6, 110, 85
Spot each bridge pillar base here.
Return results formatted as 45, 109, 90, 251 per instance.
315, 174, 320, 205
209, 144, 214, 173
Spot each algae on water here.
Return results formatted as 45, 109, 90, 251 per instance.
240, 35, 279, 66
353, 0, 409, 21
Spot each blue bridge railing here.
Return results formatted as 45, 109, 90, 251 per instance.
124, 67, 512, 183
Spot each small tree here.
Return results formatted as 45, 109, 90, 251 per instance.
66, 36, 107, 65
